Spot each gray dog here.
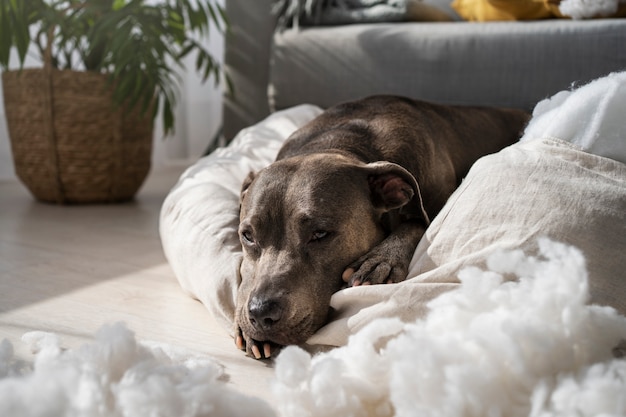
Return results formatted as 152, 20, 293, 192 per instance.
235, 95, 529, 359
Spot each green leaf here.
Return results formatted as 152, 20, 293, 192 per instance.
195, 47, 205, 72
205, 2, 222, 32
112, 0, 126, 11
216, 2, 229, 28
224, 71, 235, 97
12, 2, 30, 66
0, 4, 11, 68
177, 42, 195, 60
188, 2, 207, 33
151, 93, 160, 122
201, 53, 215, 82
0, 0, 33, 69
162, 93, 174, 135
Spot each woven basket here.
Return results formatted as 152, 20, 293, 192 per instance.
2, 68, 153, 204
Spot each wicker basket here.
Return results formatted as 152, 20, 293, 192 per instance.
2, 68, 153, 204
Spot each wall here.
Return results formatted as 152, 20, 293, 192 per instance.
0, 91, 12, 180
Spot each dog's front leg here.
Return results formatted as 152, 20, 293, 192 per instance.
342, 221, 426, 286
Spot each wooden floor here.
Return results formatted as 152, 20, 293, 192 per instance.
0, 167, 275, 401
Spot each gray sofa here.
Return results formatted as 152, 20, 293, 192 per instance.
222, 0, 626, 140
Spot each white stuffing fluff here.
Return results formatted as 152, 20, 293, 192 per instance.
522, 71, 626, 164
0, 323, 275, 417
2, 240, 624, 416
272, 239, 626, 417
558, 0, 620, 19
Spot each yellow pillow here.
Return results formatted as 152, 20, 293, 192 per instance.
452, 0, 554, 21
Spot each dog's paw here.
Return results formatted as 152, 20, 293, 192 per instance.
342, 248, 409, 287
343, 222, 425, 287
235, 327, 281, 360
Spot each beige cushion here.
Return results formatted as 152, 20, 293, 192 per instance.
310, 137, 626, 346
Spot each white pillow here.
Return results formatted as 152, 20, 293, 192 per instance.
160, 104, 323, 333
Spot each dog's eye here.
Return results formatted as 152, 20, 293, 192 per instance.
241, 230, 255, 245
310, 230, 329, 242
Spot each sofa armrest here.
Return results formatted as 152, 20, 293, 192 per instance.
223, 0, 275, 140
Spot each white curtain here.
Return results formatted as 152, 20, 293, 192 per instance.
0, 9, 225, 182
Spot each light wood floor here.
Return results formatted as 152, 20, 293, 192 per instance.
0, 167, 275, 401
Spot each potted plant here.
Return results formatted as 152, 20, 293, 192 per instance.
0, 0, 227, 203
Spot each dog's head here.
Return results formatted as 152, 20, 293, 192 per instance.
236, 153, 421, 347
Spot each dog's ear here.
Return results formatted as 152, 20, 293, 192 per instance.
364, 161, 430, 224
240, 171, 256, 202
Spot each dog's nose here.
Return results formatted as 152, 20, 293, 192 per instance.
248, 296, 283, 330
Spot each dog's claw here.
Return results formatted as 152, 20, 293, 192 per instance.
342, 268, 354, 283
251, 344, 262, 359
345, 254, 405, 287
236, 327, 279, 360
348, 262, 388, 286
235, 334, 245, 350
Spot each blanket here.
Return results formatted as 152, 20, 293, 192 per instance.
273, 0, 453, 30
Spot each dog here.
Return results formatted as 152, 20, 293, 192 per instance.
235, 95, 530, 359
